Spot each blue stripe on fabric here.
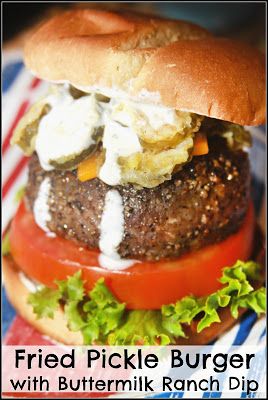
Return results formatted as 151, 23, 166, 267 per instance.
2, 287, 16, 335
2, 61, 24, 92
257, 125, 266, 133
241, 391, 256, 398
259, 328, 266, 340
245, 346, 266, 399
232, 312, 258, 345
148, 392, 184, 398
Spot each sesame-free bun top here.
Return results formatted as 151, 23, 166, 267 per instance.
24, 9, 265, 125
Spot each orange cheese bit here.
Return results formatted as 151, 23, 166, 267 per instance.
77, 153, 100, 182
192, 132, 209, 156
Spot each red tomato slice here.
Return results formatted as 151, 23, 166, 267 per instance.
9, 201, 255, 310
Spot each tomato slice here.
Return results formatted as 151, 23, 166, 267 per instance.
9, 201, 255, 310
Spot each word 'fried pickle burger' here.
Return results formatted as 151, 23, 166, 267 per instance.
3, 9, 266, 345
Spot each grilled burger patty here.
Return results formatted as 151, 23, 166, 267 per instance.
25, 137, 250, 261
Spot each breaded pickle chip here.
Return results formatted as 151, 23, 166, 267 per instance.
109, 108, 201, 187
11, 102, 51, 155
119, 136, 194, 188
69, 85, 110, 103
49, 128, 103, 170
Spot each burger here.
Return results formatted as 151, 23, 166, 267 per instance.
3, 9, 266, 345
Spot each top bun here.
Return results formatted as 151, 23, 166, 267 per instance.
24, 9, 265, 125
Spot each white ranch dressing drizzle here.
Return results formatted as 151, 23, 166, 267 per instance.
74, 84, 130, 101
98, 189, 137, 270
99, 115, 142, 186
35, 75, 163, 104
62, 81, 162, 104
18, 271, 40, 293
118, 100, 178, 130
35, 87, 103, 171
33, 177, 55, 237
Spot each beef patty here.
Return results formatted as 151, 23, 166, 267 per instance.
25, 137, 250, 261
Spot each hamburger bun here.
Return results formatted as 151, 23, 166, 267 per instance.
24, 9, 265, 125
3, 255, 83, 345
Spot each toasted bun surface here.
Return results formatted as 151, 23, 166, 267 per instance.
1, 255, 254, 346
24, 9, 265, 125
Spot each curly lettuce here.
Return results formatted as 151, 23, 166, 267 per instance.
2, 232, 11, 256
28, 260, 265, 345
162, 261, 265, 336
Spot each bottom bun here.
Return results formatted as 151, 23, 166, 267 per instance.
4, 253, 264, 346
3, 256, 83, 345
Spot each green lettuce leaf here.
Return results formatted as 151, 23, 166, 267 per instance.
56, 270, 85, 302
2, 232, 10, 256
28, 260, 266, 345
81, 278, 125, 344
108, 310, 173, 345
28, 287, 61, 319
14, 185, 25, 203
162, 260, 265, 335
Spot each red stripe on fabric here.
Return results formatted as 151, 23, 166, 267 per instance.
30, 77, 41, 89
2, 156, 29, 199
2, 100, 29, 155
4, 316, 52, 345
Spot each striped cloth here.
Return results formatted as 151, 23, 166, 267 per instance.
2, 50, 266, 399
